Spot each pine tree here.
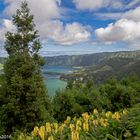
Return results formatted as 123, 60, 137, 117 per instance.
0, 1, 50, 134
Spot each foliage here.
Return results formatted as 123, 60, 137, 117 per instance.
14, 106, 140, 140
0, 1, 140, 137
0, 2, 51, 134
53, 76, 140, 122
53, 79, 106, 122
125, 104, 140, 137
100, 77, 139, 111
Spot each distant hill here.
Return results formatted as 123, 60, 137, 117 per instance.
45, 50, 140, 67
1, 50, 140, 83
89, 58, 140, 83
61, 58, 140, 84
46, 50, 140, 83
1, 50, 140, 66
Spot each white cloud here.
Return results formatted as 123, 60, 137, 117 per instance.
73, 0, 140, 11
0, 0, 91, 46
95, 4, 140, 48
123, 6, 140, 21
126, 0, 140, 9
3, 0, 61, 23
0, 19, 15, 42
38, 21, 90, 45
96, 12, 123, 20
95, 19, 140, 47
97, 6, 140, 21
73, 0, 123, 11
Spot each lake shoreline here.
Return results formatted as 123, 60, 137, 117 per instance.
43, 66, 75, 97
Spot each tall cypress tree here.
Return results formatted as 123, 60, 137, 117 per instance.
0, 1, 50, 134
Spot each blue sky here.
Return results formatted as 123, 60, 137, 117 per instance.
0, 0, 140, 56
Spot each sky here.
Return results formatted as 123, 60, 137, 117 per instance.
0, 0, 140, 56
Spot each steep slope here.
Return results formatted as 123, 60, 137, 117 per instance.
45, 50, 140, 66
60, 57, 140, 83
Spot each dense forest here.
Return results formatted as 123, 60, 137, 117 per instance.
0, 2, 140, 140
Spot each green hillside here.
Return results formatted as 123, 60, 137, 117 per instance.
1, 50, 140, 83
60, 54, 140, 83
45, 50, 140, 66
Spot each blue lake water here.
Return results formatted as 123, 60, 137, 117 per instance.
43, 66, 74, 74
43, 66, 73, 97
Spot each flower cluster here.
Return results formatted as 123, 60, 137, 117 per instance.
18, 109, 128, 140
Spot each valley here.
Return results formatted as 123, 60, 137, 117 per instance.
45, 50, 140, 84
0, 50, 140, 96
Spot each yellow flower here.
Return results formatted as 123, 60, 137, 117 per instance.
105, 111, 112, 118
99, 118, 108, 127
46, 122, 51, 133
71, 131, 79, 140
64, 116, 71, 124
102, 122, 108, 127
31, 126, 39, 137
76, 119, 82, 126
70, 123, 75, 131
53, 123, 58, 133
93, 109, 98, 116
82, 112, 90, 122
76, 131, 79, 140
18, 133, 25, 140
93, 120, 98, 126
76, 125, 81, 131
122, 109, 128, 115
48, 136, 54, 140
112, 112, 120, 120
38, 126, 45, 140
83, 122, 89, 131
75, 119, 82, 131
99, 118, 104, 124
59, 123, 66, 132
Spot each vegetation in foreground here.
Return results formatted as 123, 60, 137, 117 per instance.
0, 1, 140, 140
53, 76, 140, 122
0, 1, 50, 135
15, 104, 140, 140
10, 75, 140, 140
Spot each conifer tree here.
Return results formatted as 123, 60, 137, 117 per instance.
0, 1, 50, 134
